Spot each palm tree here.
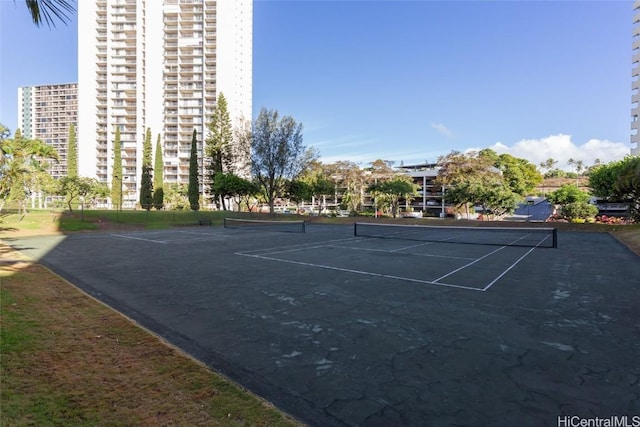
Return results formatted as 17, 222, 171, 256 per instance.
539, 158, 558, 174
23, 0, 75, 28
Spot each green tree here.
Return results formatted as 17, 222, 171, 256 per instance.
250, 108, 316, 213
436, 150, 506, 219
547, 184, 590, 205
0, 123, 10, 141
588, 163, 620, 202
66, 123, 78, 178
539, 158, 557, 174
56, 176, 94, 212
111, 127, 123, 210
23, 0, 75, 27
480, 150, 542, 196
285, 179, 313, 210
614, 156, 640, 221
477, 183, 520, 219
590, 156, 640, 221
212, 172, 258, 212
316, 161, 367, 213
547, 184, 596, 221
561, 202, 598, 222
368, 177, 417, 218
310, 175, 334, 215
332, 161, 366, 213
139, 128, 153, 210
205, 93, 234, 209
298, 161, 340, 214
164, 183, 189, 210
188, 129, 200, 211
153, 134, 164, 210
0, 127, 58, 213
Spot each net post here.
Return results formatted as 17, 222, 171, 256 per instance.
354, 222, 357, 237
553, 228, 558, 248
223, 217, 228, 229
302, 221, 306, 233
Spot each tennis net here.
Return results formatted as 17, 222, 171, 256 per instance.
224, 217, 306, 233
354, 222, 557, 248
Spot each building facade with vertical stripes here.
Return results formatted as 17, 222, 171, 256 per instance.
78, 0, 252, 207
18, 83, 78, 180
632, 1, 640, 155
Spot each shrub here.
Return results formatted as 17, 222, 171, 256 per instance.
561, 201, 598, 221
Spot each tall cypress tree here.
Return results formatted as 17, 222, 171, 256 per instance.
188, 129, 200, 211
153, 134, 164, 210
205, 92, 233, 209
139, 128, 153, 210
67, 123, 78, 178
111, 127, 123, 209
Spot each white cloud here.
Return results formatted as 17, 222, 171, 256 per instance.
310, 134, 375, 150
430, 122, 454, 139
487, 134, 631, 170
319, 148, 440, 166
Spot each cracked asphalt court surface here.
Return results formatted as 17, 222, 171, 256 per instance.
6, 224, 640, 426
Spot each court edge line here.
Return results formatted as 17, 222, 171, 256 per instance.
110, 234, 168, 244
236, 252, 485, 292
235, 237, 370, 255
482, 246, 537, 291
325, 245, 476, 260
432, 245, 507, 283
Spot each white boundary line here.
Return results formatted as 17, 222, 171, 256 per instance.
110, 233, 168, 244
236, 236, 540, 291
325, 245, 476, 261
236, 252, 485, 292
482, 246, 537, 291
235, 237, 368, 256
432, 245, 507, 283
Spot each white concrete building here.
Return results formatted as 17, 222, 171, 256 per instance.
78, 0, 252, 207
18, 83, 78, 180
632, 0, 640, 155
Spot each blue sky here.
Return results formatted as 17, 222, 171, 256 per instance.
0, 0, 634, 170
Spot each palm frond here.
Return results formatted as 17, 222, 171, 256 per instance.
24, 0, 76, 28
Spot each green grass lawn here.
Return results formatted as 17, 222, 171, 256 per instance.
0, 208, 296, 235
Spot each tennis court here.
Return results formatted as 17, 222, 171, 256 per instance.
5, 221, 640, 426
233, 221, 556, 292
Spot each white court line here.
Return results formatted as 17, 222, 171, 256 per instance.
236, 237, 369, 256
432, 245, 507, 283
482, 246, 537, 291
326, 245, 476, 261
171, 230, 227, 241
237, 252, 484, 292
236, 234, 544, 291
175, 230, 220, 236
389, 241, 436, 252
110, 234, 168, 244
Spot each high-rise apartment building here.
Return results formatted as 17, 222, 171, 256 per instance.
18, 83, 78, 180
632, 1, 640, 155
78, 0, 252, 206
